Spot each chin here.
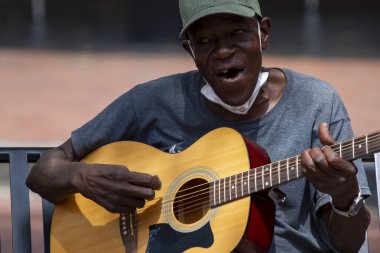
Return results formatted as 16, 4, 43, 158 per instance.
220, 94, 251, 106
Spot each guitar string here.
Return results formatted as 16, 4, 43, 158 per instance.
147, 132, 380, 206
128, 135, 380, 231
157, 132, 380, 204
137, 133, 380, 210
129, 136, 380, 227
135, 134, 380, 217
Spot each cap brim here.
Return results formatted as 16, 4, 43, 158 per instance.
179, 4, 256, 40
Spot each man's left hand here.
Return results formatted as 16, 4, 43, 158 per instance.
301, 122, 360, 210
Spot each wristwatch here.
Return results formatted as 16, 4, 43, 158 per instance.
330, 191, 364, 217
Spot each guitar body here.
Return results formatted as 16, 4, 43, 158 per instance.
50, 128, 275, 252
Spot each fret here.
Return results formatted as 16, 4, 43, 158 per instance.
296, 156, 299, 178
341, 140, 353, 160
278, 160, 283, 184
288, 157, 297, 180
367, 131, 380, 158
330, 131, 380, 161
218, 179, 221, 204
243, 172, 248, 195
263, 166, 266, 188
254, 167, 257, 192
269, 163, 273, 187
247, 170, 251, 194
271, 162, 279, 187
234, 174, 237, 199
354, 136, 367, 158
368, 132, 380, 155
213, 181, 216, 206
229, 176, 232, 201
261, 166, 264, 190
231, 175, 235, 201
223, 178, 226, 202
286, 158, 290, 181
240, 173, 244, 197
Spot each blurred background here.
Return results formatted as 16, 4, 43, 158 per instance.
0, 0, 379, 252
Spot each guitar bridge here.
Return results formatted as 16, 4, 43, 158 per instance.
120, 210, 137, 253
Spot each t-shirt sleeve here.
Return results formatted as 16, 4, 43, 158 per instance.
71, 88, 139, 159
313, 92, 371, 214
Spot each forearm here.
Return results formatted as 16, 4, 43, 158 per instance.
26, 141, 81, 204
325, 204, 371, 253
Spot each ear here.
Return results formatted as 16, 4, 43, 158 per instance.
181, 40, 195, 59
259, 17, 271, 50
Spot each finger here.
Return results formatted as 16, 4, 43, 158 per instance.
91, 176, 156, 201
304, 169, 327, 191
128, 172, 162, 190
301, 150, 316, 175
308, 147, 333, 177
318, 122, 335, 146
151, 175, 162, 190
301, 149, 329, 182
118, 183, 156, 201
300, 153, 333, 192
322, 146, 358, 174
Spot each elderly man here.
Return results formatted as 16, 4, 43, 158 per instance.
27, 0, 370, 252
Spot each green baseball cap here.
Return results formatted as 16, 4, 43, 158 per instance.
179, 0, 262, 39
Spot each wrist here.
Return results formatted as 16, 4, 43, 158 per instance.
330, 181, 360, 210
67, 161, 86, 194
330, 190, 364, 217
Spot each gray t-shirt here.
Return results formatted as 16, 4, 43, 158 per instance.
72, 68, 370, 252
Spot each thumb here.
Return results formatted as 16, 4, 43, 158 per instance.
318, 122, 335, 146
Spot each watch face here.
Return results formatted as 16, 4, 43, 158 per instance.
348, 197, 364, 217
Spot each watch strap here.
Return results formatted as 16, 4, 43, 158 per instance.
330, 191, 364, 217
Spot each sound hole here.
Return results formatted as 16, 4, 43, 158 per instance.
173, 178, 210, 224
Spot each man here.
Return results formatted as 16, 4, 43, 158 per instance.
27, 0, 371, 252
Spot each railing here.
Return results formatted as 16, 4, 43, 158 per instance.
0, 148, 53, 253
0, 148, 379, 253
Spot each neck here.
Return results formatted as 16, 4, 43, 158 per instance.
209, 130, 380, 208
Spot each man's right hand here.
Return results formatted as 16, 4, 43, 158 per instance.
72, 163, 161, 213
26, 138, 161, 213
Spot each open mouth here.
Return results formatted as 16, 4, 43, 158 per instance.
217, 68, 244, 80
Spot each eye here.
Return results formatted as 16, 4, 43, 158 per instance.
198, 37, 211, 45
232, 29, 244, 36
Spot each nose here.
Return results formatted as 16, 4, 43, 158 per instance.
212, 38, 235, 60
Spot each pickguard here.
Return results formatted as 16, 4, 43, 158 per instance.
145, 222, 214, 253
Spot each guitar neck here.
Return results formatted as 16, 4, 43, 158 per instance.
210, 130, 380, 208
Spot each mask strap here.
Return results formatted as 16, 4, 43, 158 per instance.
257, 21, 262, 52
187, 40, 196, 59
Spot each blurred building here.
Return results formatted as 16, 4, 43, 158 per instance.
0, 0, 379, 56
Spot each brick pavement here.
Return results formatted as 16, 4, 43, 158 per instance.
1, 49, 380, 145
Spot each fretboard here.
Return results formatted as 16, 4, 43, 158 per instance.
210, 130, 380, 207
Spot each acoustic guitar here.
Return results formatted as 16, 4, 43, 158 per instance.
50, 127, 380, 253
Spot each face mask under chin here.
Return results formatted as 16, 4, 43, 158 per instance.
201, 70, 269, 115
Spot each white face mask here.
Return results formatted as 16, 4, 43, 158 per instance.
200, 20, 266, 115
201, 71, 269, 115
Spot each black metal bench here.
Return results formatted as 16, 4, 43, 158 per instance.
0, 148, 52, 253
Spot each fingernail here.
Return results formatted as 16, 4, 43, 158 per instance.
153, 175, 162, 190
